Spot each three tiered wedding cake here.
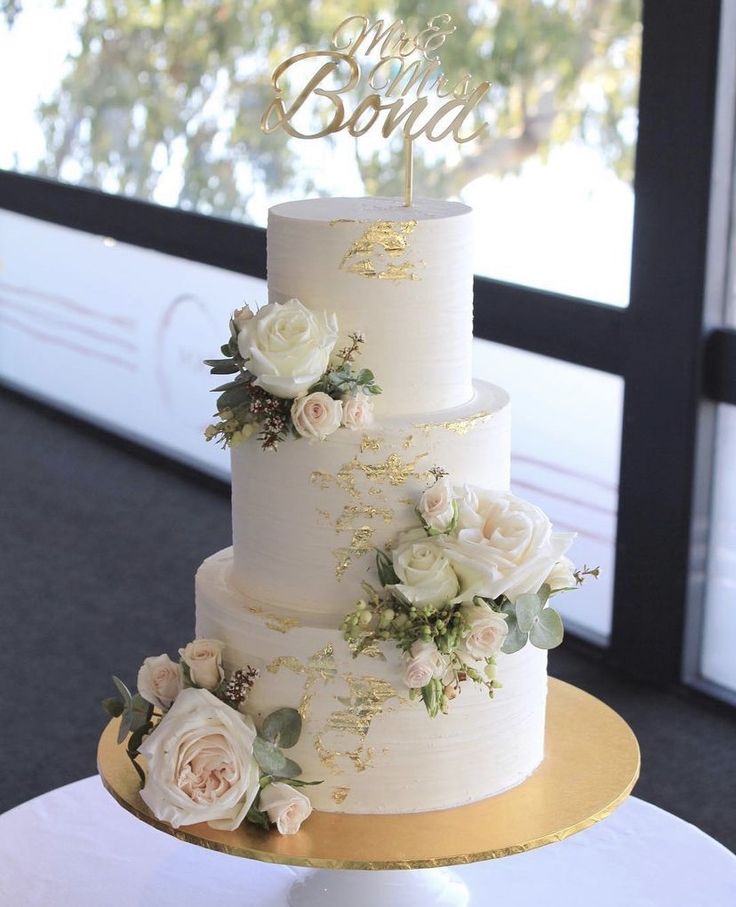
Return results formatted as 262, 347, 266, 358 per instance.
193, 196, 573, 815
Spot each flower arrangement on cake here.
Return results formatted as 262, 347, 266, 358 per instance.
102, 639, 320, 835
342, 470, 599, 717
204, 299, 381, 450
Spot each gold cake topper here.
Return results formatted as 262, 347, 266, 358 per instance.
260, 14, 489, 205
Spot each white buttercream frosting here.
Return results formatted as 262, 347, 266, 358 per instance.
195, 549, 548, 815
190, 195, 551, 817
230, 381, 511, 620
267, 196, 474, 416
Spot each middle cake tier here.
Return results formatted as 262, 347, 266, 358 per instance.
231, 380, 510, 620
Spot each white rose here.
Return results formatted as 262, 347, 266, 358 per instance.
545, 556, 577, 592
341, 393, 374, 430
459, 602, 508, 660
291, 392, 343, 441
178, 639, 225, 691
403, 640, 449, 689
390, 529, 459, 609
259, 782, 313, 835
237, 298, 338, 399
418, 476, 456, 534
440, 488, 575, 603
137, 654, 182, 711
138, 688, 260, 830
232, 304, 254, 331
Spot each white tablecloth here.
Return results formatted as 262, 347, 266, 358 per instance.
0, 777, 734, 906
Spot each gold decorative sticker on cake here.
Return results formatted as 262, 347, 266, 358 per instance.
415, 410, 492, 435
334, 219, 421, 281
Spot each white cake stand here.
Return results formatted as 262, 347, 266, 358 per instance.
98, 678, 640, 907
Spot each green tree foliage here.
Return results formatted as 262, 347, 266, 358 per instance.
26, 0, 640, 218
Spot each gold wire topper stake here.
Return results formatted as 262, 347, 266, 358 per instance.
260, 14, 490, 206
403, 136, 414, 207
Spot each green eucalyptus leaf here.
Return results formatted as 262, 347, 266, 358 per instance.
101, 697, 124, 718
260, 708, 302, 749
129, 694, 154, 734
529, 607, 564, 649
501, 613, 529, 655
112, 676, 133, 708
537, 583, 551, 607
253, 737, 302, 778
376, 549, 399, 586
356, 369, 374, 384
366, 384, 382, 395
515, 593, 542, 633
212, 377, 246, 393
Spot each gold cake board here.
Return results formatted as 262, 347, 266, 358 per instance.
98, 678, 640, 873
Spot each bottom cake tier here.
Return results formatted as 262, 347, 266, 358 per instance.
195, 548, 548, 815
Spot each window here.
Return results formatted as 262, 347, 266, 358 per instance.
1, 2, 731, 703
1, 1, 641, 305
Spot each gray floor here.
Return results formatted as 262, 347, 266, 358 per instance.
1, 387, 735, 853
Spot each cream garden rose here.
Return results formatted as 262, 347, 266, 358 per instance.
137, 654, 181, 711
460, 602, 508, 660
138, 688, 260, 830
390, 529, 460, 609
178, 639, 225, 691
259, 782, 313, 835
341, 392, 374, 430
403, 640, 449, 689
441, 488, 575, 603
237, 298, 338, 399
291, 392, 343, 441
418, 476, 457, 534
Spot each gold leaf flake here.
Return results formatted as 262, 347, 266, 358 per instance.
248, 604, 300, 634
360, 434, 382, 452
334, 503, 394, 533
337, 220, 420, 281
265, 614, 301, 634
328, 675, 397, 737
356, 641, 386, 660
415, 411, 492, 436
331, 786, 350, 805
310, 470, 333, 489
401, 434, 414, 449
334, 526, 374, 578
266, 645, 337, 717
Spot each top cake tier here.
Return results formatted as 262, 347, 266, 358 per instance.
267, 196, 474, 417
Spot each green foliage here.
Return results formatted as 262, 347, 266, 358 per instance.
35, 0, 641, 211
111, 676, 154, 744
375, 548, 399, 586
253, 737, 302, 779
245, 799, 271, 831
260, 707, 302, 749
500, 586, 564, 654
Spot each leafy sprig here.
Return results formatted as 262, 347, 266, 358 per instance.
204, 317, 381, 450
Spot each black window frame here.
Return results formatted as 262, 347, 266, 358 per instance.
1, 0, 735, 700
